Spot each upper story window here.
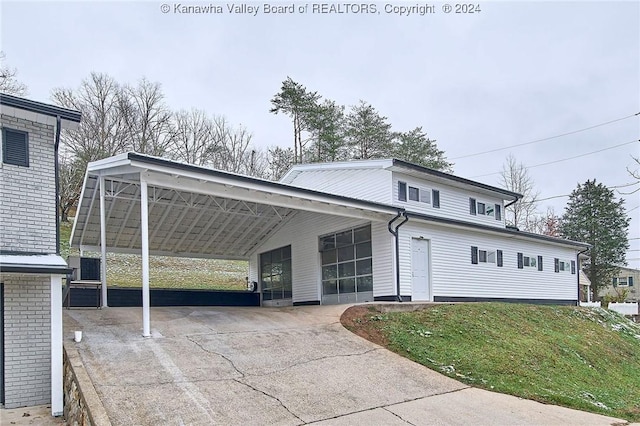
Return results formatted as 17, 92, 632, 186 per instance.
408, 186, 419, 201
469, 198, 501, 221
2, 128, 29, 167
398, 181, 440, 209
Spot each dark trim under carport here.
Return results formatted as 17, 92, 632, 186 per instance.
66, 287, 260, 307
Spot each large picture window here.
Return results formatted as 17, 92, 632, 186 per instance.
320, 225, 373, 303
260, 245, 292, 301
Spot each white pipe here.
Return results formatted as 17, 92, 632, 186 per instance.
99, 175, 108, 307
50, 275, 63, 416
140, 178, 151, 338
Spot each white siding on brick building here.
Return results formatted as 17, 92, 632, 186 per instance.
0, 114, 57, 253
1, 275, 52, 408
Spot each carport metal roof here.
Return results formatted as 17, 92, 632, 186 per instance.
71, 152, 401, 260
71, 153, 402, 337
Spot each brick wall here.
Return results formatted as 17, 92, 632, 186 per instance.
2, 275, 51, 408
0, 113, 57, 253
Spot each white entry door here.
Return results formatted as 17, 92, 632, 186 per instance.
412, 238, 431, 301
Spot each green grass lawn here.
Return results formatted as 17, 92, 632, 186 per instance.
342, 303, 640, 422
59, 221, 248, 290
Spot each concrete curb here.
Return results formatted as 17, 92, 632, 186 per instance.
64, 342, 112, 426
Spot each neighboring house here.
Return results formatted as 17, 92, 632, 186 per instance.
578, 270, 593, 302
70, 154, 587, 334
0, 94, 81, 414
599, 266, 639, 302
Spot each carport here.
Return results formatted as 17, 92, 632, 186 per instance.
71, 152, 401, 337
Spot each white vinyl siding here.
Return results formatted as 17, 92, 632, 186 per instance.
248, 211, 392, 304
392, 172, 506, 228
398, 221, 579, 301
282, 168, 392, 204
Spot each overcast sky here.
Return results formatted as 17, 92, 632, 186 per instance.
2, 0, 639, 267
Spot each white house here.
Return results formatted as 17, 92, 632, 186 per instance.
71, 154, 587, 335
0, 94, 81, 414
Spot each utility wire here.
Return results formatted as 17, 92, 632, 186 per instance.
451, 112, 640, 160
471, 139, 640, 178
535, 183, 640, 202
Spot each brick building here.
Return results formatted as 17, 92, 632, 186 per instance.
0, 94, 81, 415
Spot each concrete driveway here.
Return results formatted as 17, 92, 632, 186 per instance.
63, 306, 629, 425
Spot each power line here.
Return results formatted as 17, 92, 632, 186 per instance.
471, 139, 640, 178
536, 183, 640, 202
451, 112, 640, 160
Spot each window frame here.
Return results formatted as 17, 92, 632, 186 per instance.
319, 225, 373, 296
519, 253, 542, 270
432, 189, 440, 208
259, 245, 292, 301
408, 186, 420, 202
472, 246, 498, 265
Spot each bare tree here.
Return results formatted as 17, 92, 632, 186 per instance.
168, 109, 217, 166
52, 73, 129, 163
119, 78, 174, 156
0, 52, 27, 96
499, 154, 539, 231
59, 155, 85, 222
266, 146, 294, 181
528, 207, 562, 237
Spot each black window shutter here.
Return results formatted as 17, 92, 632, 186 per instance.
471, 246, 478, 264
612, 277, 618, 285
398, 181, 407, 201
554, 258, 559, 273
571, 260, 576, 274
517, 252, 523, 269
537, 256, 543, 271
495, 204, 502, 221
432, 190, 440, 208
629, 277, 634, 286
469, 198, 476, 215
2, 129, 29, 167
497, 250, 503, 267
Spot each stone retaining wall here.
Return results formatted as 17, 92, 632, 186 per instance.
63, 342, 111, 426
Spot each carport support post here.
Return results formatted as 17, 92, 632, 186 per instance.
140, 178, 151, 338
99, 175, 108, 307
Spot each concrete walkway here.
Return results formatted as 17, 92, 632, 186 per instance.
0, 405, 65, 425
63, 305, 630, 425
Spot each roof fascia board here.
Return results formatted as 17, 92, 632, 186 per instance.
0, 266, 73, 275
281, 158, 392, 181
87, 153, 134, 171
390, 159, 521, 200
406, 212, 588, 249
143, 170, 395, 222
0, 93, 81, 123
